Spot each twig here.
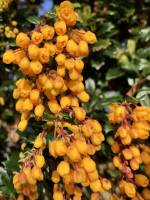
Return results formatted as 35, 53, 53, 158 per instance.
126, 78, 146, 97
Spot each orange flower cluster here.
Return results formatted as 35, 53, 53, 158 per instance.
3, 0, 96, 133
13, 132, 46, 200
108, 103, 150, 199
2, 1, 111, 199
49, 118, 108, 199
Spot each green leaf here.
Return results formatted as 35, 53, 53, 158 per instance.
127, 39, 136, 54
140, 27, 150, 42
45, 12, 57, 19
104, 122, 114, 134
99, 22, 115, 34
3, 153, 19, 173
101, 143, 111, 157
107, 169, 122, 178
136, 86, 150, 106
42, 107, 55, 122
62, 113, 73, 122
107, 136, 115, 145
62, 112, 70, 120
101, 96, 123, 106
0, 172, 16, 198
85, 78, 95, 93
137, 58, 150, 71
130, 27, 150, 42
125, 96, 140, 103
91, 60, 105, 70
92, 39, 111, 52
137, 47, 150, 59
120, 62, 139, 73
73, 3, 81, 9
139, 164, 145, 173
46, 132, 53, 144
106, 68, 125, 80
124, 8, 135, 18
136, 87, 150, 99
103, 91, 121, 98
9, 42, 16, 47
26, 16, 44, 25
142, 67, 150, 76
83, 6, 94, 20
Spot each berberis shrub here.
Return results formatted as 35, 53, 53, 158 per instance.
0, 0, 150, 200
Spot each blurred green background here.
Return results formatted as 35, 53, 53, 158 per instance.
0, 0, 150, 199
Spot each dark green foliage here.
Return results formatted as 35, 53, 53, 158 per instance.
0, 0, 150, 199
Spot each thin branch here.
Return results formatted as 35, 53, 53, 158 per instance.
126, 78, 146, 97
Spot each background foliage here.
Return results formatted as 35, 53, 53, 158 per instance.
0, 0, 150, 199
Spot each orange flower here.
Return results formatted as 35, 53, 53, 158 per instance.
56, 1, 78, 26
40, 25, 55, 40
31, 31, 43, 45
54, 20, 67, 35
16, 32, 30, 48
